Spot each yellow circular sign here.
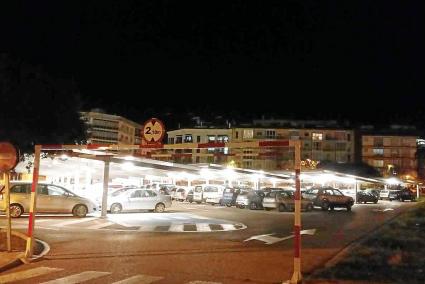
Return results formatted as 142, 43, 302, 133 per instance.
142, 118, 165, 143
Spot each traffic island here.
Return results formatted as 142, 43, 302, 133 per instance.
306, 201, 425, 284
0, 231, 46, 273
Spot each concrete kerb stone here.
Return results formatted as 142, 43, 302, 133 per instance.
0, 231, 48, 273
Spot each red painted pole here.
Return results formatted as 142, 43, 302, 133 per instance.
25, 145, 41, 259
290, 140, 302, 283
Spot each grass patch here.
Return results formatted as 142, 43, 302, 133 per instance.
313, 201, 425, 283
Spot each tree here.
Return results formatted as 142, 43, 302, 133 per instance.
0, 54, 86, 153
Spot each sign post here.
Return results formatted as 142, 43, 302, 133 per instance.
0, 142, 19, 252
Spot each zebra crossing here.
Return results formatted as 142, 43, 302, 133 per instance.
3, 213, 247, 233
0, 266, 222, 284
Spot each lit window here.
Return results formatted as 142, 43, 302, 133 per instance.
312, 133, 323, 141
207, 135, 216, 142
372, 160, 384, 167
243, 129, 254, 139
373, 148, 384, 155
184, 135, 193, 143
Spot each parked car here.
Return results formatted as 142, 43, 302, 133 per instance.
356, 190, 379, 204
379, 189, 390, 200
186, 189, 194, 203
389, 188, 416, 202
220, 187, 249, 207
303, 187, 354, 211
0, 182, 98, 218
107, 188, 172, 213
262, 190, 314, 212
173, 187, 190, 202
192, 184, 225, 204
236, 190, 266, 210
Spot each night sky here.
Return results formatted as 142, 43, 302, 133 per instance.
1, 1, 424, 127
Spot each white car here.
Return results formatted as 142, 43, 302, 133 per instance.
107, 188, 172, 213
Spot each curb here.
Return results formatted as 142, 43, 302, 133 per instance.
0, 238, 48, 273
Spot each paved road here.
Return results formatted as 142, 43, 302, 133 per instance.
0, 200, 416, 283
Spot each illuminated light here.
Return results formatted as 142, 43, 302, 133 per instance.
222, 168, 236, 179
121, 162, 135, 171
386, 177, 400, 185
200, 168, 214, 179
60, 154, 69, 161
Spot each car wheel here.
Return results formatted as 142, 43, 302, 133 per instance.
238, 205, 245, 209
278, 204, 286, 212
10, 204, 24, 218
249, 202, 258, 210
72, 204, 88, 217
155, 203, 165, 213
110, 203, 122, 214
330, 205, 335, 211
321, 201, 329, 211
374, 200, 378, 204
306, 204, 313, 212
346, 204, 352, 211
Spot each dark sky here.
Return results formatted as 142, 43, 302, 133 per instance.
1, 1, 424, 125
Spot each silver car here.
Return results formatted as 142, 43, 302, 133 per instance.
107, 188, 172, 213
0, 182, 98, 218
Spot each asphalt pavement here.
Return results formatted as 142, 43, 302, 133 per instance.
0, 200, 416, 283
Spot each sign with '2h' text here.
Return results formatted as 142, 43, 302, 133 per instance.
141, 118, 165, 144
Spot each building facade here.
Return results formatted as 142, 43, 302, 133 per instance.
165, 127, 354, 171
362, 135, 418, 178
164, 128, 232, 164
80, 111, 142, 146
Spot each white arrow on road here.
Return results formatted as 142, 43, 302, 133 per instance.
244, 229, 317, 245
372, 208, 394, 212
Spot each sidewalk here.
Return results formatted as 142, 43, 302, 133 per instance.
0, 231, 45, 273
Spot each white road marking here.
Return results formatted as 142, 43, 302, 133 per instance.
196, 223, 212, 232
138, 225, 158, 231
169, 224, 184, 232
86, 221, 115, 229
0, 267, 63, 283
187, 281, 222, 284
35, 219, 53, 223
220, 224, 235, 230
169, 216, 188, 220
244, 229, 317, 245
54, 218, 96, 227
112, 274, 164, 284
41, 271, 111, 284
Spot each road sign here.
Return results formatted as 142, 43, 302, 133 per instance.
0, 142, 19, 172
141, 118, 165, 144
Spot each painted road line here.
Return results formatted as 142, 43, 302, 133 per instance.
54, 218, 96, 227
112, 274, 164, 284
220, 224, 235, 230
187, 281, 222, 284
196, 223, 212, 232
41, 271, 111, 284
87, 221, 115, 229
35, 219, 53, 223
169, 224, 184, 232
138, 225, 158, 231
0, 267, 63, 283
169, 216, 187, 220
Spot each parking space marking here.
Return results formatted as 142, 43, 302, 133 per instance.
54, 217, 97, 227
0, 267, 63, 283
41, 271, 111, 284
112, 274, 164, 284
87, 221, 115, 229
196, 223, 212, 232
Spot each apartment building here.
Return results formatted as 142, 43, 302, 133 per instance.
80, 110, 142, 146
165, 127, 354, 171
164, 128, 232, 164
362, 135, 418, 178
231, 128, 354, 170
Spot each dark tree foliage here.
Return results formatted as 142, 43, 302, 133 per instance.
0, 54, 86, 153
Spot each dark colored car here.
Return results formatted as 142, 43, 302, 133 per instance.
356, 190, 379, 204
186, 190, 194, 203
389, 188, 416, 202
303, 187, 354, 211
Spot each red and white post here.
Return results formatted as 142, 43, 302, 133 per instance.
290, 140, 302, 283
25, 145, 41, 259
